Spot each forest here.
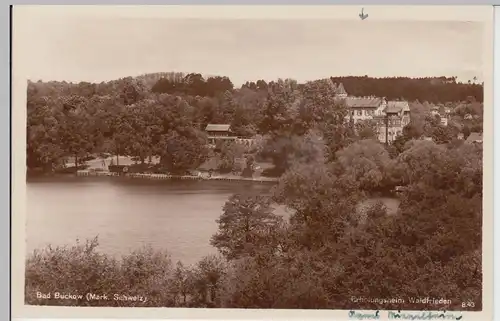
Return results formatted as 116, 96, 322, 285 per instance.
27, 72, 483, 176
25, 73, 483, 310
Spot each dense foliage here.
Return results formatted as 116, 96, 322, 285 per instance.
27, 73, 482, 175
25, 137, 483, 310
25, 72, 483, 310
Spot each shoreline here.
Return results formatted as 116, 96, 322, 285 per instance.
75, 169, 279, 183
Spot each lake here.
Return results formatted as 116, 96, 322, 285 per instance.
26, 177, 400, 266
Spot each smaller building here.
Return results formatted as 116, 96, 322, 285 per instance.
205, 124, 258, 148
465, 132, 483, 144
205, 124, 232, 137
205, 124, 237, 145
374, 101, 410, 144
387, 101, 411, 126
430, 106, 449, 126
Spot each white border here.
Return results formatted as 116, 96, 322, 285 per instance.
11, 5, 495, 321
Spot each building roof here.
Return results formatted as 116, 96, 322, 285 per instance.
205, 124, 231, 132
383, 101, 410, 114
387, 101, 410, 111
346, 97, 383, 108
465, 132, 482, 143
385, 106, 402, 114
336, 83, 347, 95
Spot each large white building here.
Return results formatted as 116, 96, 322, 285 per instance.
331, 82, 411, 144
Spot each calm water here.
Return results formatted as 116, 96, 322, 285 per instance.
26, 177, 399, 266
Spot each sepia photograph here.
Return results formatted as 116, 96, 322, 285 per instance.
12, 5, 494, 320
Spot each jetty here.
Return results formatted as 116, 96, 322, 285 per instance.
76, 170, 278, 183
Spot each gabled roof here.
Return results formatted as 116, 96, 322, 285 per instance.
336, 83, 347, 95
205, 124, 231, 132
387, 101, 410, 111
385, 106, 402, 114
346, 97, 383, 108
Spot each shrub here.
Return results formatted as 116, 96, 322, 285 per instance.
25, 237, 179, 307
25, 237, 120, 306
25, 237, 231, 308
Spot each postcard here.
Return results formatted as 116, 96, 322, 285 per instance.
11, 5, 494, 321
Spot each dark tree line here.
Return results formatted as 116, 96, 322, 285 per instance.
151, 73, 234, 97
329, 76, 483, 103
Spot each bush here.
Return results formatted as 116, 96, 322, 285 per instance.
54, 164, 89, 174
128, 163, 154, 173
25, 237, 121, 306
260, 167, 282, 178
25, 237, 228, 308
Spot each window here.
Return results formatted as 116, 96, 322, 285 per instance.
357, 110, 363, 116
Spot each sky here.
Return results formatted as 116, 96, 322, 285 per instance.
16, 13, 484, 86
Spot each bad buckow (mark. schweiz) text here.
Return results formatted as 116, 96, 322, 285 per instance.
35, 291, 148, 303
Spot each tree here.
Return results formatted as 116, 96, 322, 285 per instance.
211, 194, 284, 260
184, 73, 207, 96
430, 124, 456, 144
355, 119, 378, 140
170, 262, 194, 306
161, 130, 209, 174
259, 79, 301, 135
395, 140, 462, 188
206, 76, 234, 97
57, 102, 95, 167
217, 141, 244, 174
260, 130, 326, 175
26, 99, 65, 170
190, 255, 227, 307
106, 107, 136, 165
334, 139, 395, 192
117, 77, 147, 105
273, 162, 362, 249
218, 250, 330, 309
